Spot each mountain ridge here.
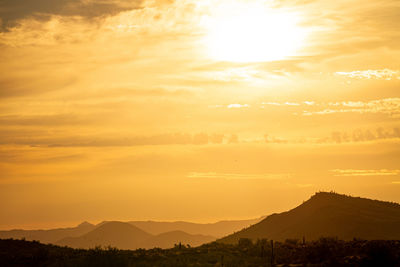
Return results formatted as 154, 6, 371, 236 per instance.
56, 222, 217, 249
0, 217, 261, 246
128, 217, 263, 237
0, 222, 96, 244
219, 192, 400, 243
56, 221, 152, 250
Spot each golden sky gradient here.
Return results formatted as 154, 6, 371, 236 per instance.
0, 0, 400, 229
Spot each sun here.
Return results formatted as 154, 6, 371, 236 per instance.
203, 1, 306, 63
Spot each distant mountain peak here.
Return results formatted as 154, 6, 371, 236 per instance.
77, 221, 93, 228
309, 191, 354, 200
313, 191, 342, 197
307, 191, 400, 208
304, 191, 351, 203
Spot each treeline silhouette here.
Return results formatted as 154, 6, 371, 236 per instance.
1, 237, 399, 267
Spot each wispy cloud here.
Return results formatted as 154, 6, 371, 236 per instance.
262, 102, 282, 106
335, 69, 400, 80
227, 104, 250, 109
261, 101, 303, 106
0, 133, 232, 147
284, 102, 300, 106
330, 169, 400, 177
262, 127, 400, 145
317, 128, 400, 144
209, 104, 250, 109
264, 134, 288, 144
0, 0, 144, 31
260, 98, 400, 117
187, 172, 291, 180
302, 98, 400, 117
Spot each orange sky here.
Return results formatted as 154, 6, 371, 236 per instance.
0, 0, 400, 230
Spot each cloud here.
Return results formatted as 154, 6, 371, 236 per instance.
335, 69, 399, 80
260, 98, 400, 118
0, 132, 231, 147
317, 128, 400, 144
209, 134, 225, 144
330, 169, 400, 176
227, 104, 250, 109
0, 114, 90, 126
0, 0, 143, 31
302, 98, 400, 117
261, 102, 302, 106
228, 134, 239, 144
260, 101, 316, 108
186, 172, 290, 180
264, 134, 288, 144
261, 127, 400, 145
262, 102, 282, 106
284, 102, 300, 106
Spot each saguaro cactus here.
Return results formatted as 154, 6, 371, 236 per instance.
270, 240, 274, 267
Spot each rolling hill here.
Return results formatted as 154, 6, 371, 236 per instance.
0, 221, 95, 244
220, 192, 400, 243
0, 217, 261, 249
56, 221, 152, 250
128, 218, 263, 237
56, 221, 217, 249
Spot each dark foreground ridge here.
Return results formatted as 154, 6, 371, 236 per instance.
1, 237, 400, 267
220, 192, 400, 243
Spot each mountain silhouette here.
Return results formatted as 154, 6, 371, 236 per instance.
0, 221, 95, 244
220, 192, 400, 243
56, 221, 152, 249
0, 218, 261, 249
56, 222, 217, 249
128, 218, 263, 238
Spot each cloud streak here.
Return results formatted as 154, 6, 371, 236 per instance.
227, 104, 250, 109
331, 169, 400, 176
0, 133, 231, 147
0, 0, 144, 31
335, 69, 400, 80
302, 98, 400, 117
321, 128, 400, 144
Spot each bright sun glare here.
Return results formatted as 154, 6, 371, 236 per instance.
203, 1, 306, 62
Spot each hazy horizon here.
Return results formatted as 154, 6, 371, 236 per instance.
1, 0, 399, 230
1, 190, 398, 231
0, 214, 264, 231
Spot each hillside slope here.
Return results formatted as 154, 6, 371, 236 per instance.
220, 192, 400, 243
